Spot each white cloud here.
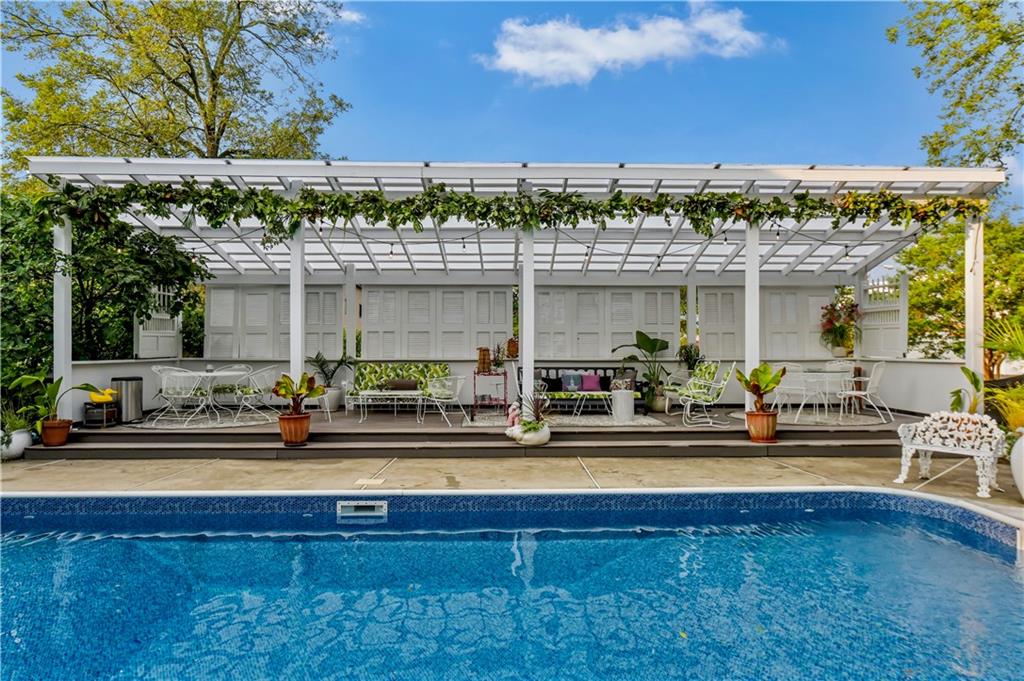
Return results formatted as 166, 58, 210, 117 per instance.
335, 8, 365, 24
479, 3, 774, 86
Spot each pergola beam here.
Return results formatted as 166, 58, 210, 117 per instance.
648, 214, 687, 275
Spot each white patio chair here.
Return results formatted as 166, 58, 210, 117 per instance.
838, 362, 893, 423
822, 360, 854, 412
678, 361, 735, 428
235, 366, 278, 423
151, 369, 209, 426
422, 376, 469, 427
146, 365, 193, 426
772, 363, 822, 423
665, 361, 718, 415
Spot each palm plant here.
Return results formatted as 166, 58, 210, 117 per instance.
10, 372, 99, 431
985, 319, 1024, 361
305, 351, 352, 388
949, 366, 985, 413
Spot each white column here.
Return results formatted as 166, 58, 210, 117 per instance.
343, 264, 357, 359
852, 273, 864, 357
965, 215, 984, 409
685, 284, 697, 346
289, 221, 306, 379
744, 222, 760, 411
54, 217, 73, 419
520, 229, 535, 418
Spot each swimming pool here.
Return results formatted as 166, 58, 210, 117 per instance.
2, 490, 1022, 680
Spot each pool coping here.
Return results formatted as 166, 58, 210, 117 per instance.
3, 485, 1022, 554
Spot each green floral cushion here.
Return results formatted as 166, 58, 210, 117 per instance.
545, 391, 640, 399
692, 361, 719, 383
351, 362, 450, 395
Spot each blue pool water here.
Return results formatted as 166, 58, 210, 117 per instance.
1, 493, 1022, 680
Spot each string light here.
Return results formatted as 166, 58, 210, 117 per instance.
388, 243, 394, 258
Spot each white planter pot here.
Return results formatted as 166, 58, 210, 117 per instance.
518, 424, 551, 447
831, 346, 850, 358
323, 387, 344, 412
1010, 430, 1024, 502
1, 429, 33, 461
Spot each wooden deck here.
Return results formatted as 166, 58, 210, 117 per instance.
25, 408, 914, 460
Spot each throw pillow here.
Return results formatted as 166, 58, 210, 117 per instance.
581, 374, 601, 392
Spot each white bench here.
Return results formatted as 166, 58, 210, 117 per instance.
895, 411, 1006, 498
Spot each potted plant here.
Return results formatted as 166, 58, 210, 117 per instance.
271, 372, 326, 446
1, 406, 33, 460
990, 384, 1024, 502
612, 330, 670, 412
516, 394, 551, 447
734, 363, 787, 443
677, 342, 704, 379
306, 351, 352, 413
10, 372, 99, 447
819, 295, 863, 358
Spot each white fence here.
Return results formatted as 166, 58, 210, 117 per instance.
859, 277, 908, 358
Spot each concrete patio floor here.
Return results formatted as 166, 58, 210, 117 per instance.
2, 455, 1021, 523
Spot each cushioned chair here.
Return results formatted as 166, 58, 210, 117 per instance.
422, 375, 469, 427
665, 361, 718, 414
675, 361, 735, 427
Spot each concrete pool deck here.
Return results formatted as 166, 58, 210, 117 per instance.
2, 455, 1021, 523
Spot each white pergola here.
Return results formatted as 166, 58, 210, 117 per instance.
30, 157, 1003, 415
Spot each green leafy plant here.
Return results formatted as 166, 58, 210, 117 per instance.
677, 343, 704, 371
9, 372, 99, 432
734, 364, 787, 413
612, 331, 671, 405
1, 405, 31, 448
819, 293, 863, 350
305, 351, 352, 388
985, 319, 1024, 361
949, 366, 985, 413
519, 394, 550, 432
271, 373, 326, 416
989, 384, 1024, 434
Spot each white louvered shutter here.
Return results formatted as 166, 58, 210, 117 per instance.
206, 287, 238, 358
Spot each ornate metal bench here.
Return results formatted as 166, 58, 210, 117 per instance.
895, 411, 1006, 498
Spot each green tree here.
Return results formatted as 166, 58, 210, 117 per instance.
887, 0, 1024, 168
896, 215, 1024, 378
0, 192, 209, 383
2, 0, 352, 181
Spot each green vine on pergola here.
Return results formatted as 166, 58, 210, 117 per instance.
43, 177, 986, 247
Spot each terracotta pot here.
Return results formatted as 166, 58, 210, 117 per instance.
40, 419, 73, 447
278, 413, 312, 446
745, 411, 778, 443
506, 338, 519, 359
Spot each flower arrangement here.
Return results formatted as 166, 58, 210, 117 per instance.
819, 295, 863, 352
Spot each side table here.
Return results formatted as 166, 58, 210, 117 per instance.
472, 369, 508, 421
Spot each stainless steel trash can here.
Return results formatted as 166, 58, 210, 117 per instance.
111, 376, 144, 423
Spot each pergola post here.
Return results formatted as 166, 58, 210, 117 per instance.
685, 284, 697, 346
54, 216, 73, 419
744, 222, 760, 411
852, 273, 864, 357
520, 229, 535, 418
344, 264, 357, 359
289, 221, 306, 379
965, 214, 984, 410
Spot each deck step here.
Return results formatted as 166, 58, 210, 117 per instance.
25, 438, 901, 460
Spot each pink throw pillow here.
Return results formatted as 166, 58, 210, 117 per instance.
581, 374, 601, 392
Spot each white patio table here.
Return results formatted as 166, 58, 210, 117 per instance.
196, 369, 251, 424
801, 370, 853, 421
350, 389, 425, 424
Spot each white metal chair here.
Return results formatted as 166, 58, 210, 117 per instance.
822, 360, 854, 413
146, 366, 194, 426
838, 362, 893, 423
422, 376, 469, 427
772, 363, 822, 423
151, 368, 209, 426
665, 361, 718, 415
677, 361, 734, 428
235, 366, 278, 422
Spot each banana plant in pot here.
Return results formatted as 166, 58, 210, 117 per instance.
734, 364, 787, 443
272, 373, 325, 446
612, 331, 670, 412
10, 372, 100, 447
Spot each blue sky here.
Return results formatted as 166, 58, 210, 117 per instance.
323, 2, 936, 165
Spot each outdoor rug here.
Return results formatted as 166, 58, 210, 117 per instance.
466, 413, 666, 428
726, 411, 885, 426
